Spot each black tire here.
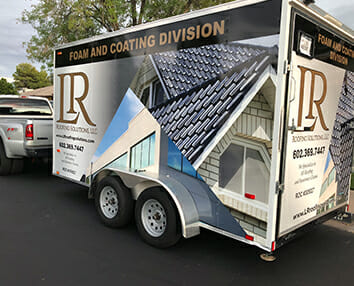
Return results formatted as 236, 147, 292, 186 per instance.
94, 176, 133, 228
11, 159, 24, 174
42, 157, 53, 175
0, 140, 12, 175
135, 188, 181, 248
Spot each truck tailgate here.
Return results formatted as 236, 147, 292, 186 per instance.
32, 119, 52, 146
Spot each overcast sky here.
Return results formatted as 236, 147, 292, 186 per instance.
0, 0, 353, 79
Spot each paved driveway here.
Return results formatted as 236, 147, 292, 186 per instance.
0, 163, 353, 285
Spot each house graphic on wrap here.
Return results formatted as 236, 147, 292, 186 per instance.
129, 42, 278, 242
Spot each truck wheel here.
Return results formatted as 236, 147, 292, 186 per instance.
94, 176, 133, 228
135, 188, 181, 248
11, 159, 24, 174
0, 141, 12, 175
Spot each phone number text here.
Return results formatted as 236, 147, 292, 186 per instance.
59, 142, 85, 152
293, 146, 325, 159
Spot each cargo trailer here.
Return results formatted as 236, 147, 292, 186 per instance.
53, 0, 353, 252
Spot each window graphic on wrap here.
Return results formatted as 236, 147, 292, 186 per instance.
141, 87, 150, 107
153, 81, 168, 107
130, 133, 155, 170
219, 142, 270, 204
168, 139, 203, 179
318, 152, 338, 215
108, 153, 128, 169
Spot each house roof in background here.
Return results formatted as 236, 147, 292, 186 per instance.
150, 43, 276, 164
22, 85, 53, 97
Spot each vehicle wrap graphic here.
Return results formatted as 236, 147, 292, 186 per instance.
278, 14, 353, 236
54, 0, 282, 246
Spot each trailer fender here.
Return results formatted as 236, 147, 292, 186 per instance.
92, 168, 200, 238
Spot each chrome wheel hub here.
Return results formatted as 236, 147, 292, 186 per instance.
141, 199, 167, 237
100, 186, 118, 219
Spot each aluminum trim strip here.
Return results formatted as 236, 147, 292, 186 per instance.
199, 222, 271, 251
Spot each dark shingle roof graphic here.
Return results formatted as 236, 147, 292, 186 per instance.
329, 71, 354, 198
153, 44, 271, 98
150, 43, 275, 164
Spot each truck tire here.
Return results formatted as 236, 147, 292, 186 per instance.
11, 159, 24, 174
42, 157, 53, 175
135, 188, 181, 248
94, 176, 133, 228
0, 140, 12, 175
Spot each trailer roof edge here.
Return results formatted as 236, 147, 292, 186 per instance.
290, 0, 353, 43
54, 0, 267, 50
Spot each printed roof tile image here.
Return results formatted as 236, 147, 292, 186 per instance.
152, 44, 272, 98
329, 71, 354, 198
149, 43, 276, 164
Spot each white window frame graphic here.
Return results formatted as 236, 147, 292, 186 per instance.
218, 137, 271, 208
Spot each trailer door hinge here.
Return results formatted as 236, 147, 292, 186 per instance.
276, 182, 284, 195
283, 60, 292, 74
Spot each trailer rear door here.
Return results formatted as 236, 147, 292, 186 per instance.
278, 10, 353, 237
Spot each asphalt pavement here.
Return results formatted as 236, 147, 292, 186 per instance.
0, 162, 353, 286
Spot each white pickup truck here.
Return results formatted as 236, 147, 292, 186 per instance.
0, 95, 53, 175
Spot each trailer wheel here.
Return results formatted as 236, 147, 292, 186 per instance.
11, 159, 24, 174
0, 140, 12, 175
95, 176, 133, 228
135, 188, 181, 248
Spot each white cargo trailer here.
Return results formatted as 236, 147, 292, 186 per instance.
53, 0, 353, 252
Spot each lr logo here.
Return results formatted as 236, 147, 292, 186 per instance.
297, 65, 328, 131
57, 72, 96, 126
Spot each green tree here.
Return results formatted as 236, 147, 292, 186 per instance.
0, 78, 18, 95
13, 63, 51, 89
21, 0, 232, 70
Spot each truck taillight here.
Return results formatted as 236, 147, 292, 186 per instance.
26, 124, 33, 140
